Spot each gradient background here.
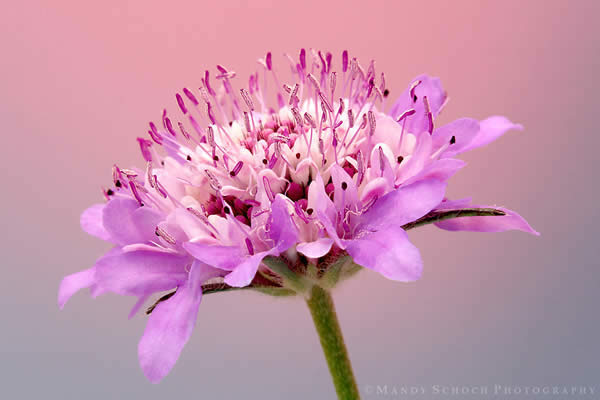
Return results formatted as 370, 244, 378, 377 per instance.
2, 1, 599, 399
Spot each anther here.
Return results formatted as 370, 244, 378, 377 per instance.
299, 48, 306, 70
266, 52, 272, 70
243, 112, 251, 132
263, 176, 274, 202
146, 161, 154, 188
183, 88, 199, 105
304, 112, 317, 128
240, 88, 254, 111
245, 238, 254, 255
307, 73, 320, 90
155, 226, 176, 245
205, 170, 222, 191
342, 50, 349, 72
177, 122, 191, 140
129, 181, 144, 206
368, 111, 376, 136
423, 96, 433, 134
347, 109, 355, 128
176, 93, 187, 114
319, 92, 333, 113
409, 80, 422, 102
230, 161, 243, 177
165, 117, 176, 137
396, 108, 416, 122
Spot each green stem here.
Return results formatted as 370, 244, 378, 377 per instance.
306, 285, 360, 400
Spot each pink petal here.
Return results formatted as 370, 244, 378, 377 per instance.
95, 248, 188, 296
58, 267, 95, 309
435, 206, 539, 235
432, 118, 480, 157
345, 226, 422, 281
269, 195, 299, 252
223, 251, 271, 287
359, 179, 447, 231
138, 261, 218, 383
463, 116, 523, 152
80, 204, 111, 241
297, 238, 334, 258
183, 242, 244, 271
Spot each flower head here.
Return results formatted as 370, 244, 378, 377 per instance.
59, 49, 537, 383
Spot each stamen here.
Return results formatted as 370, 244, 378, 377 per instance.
155, 226, 176, 245
137, 138, 153, 162
153, 175, 168, 198
266, 52, 272, 70
240, 88, 254, 111
294, 201, 310, 224
330, 72, 337, 98
245, 238, 254, 255
243, 112, 251, 132
409, 80, 422, 102
146, 162, 154, 188
378, 146, 386, 176
307, 73, 320, 90
183, 88, 199, 105
176, 93, 187, 114
319, 91, 333, 113
165, 117, 177, 137
304, 112, 317, 128
368, 111, 376, 136
177, 122, 191, 140
230, 161, 244, 177
205, 170, 222, 191
396, 108, 416, 122
129, 181, 144, 206
263, 176, 274, 202
357, 151, 365, 185
423, 96, 433, 134
299, 48, 306, 70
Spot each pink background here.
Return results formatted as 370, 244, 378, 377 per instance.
2, 1, 599, 398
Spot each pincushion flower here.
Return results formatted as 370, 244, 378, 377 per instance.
59, 49, 537, 395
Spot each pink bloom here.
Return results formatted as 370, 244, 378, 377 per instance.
59, 49, 537, 383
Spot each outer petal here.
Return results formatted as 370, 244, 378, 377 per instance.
434, 206, 539, 235
269, 195, 299, 252
345, 226, 422, 281
95, 247, 188, 296
80, 204, 111, 241
296, 238, 334, 258
138, 261, 220, 383
431, 118, 480, 157
462, 116, 523, 152
223, 251, 272, 287
183, 242, 245, 271
402, 158, 465, 186
58, 267, 95, 309
358, 179, 447, 231
102, 198, 164, 246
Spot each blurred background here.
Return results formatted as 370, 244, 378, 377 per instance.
1, 1, 598, 398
